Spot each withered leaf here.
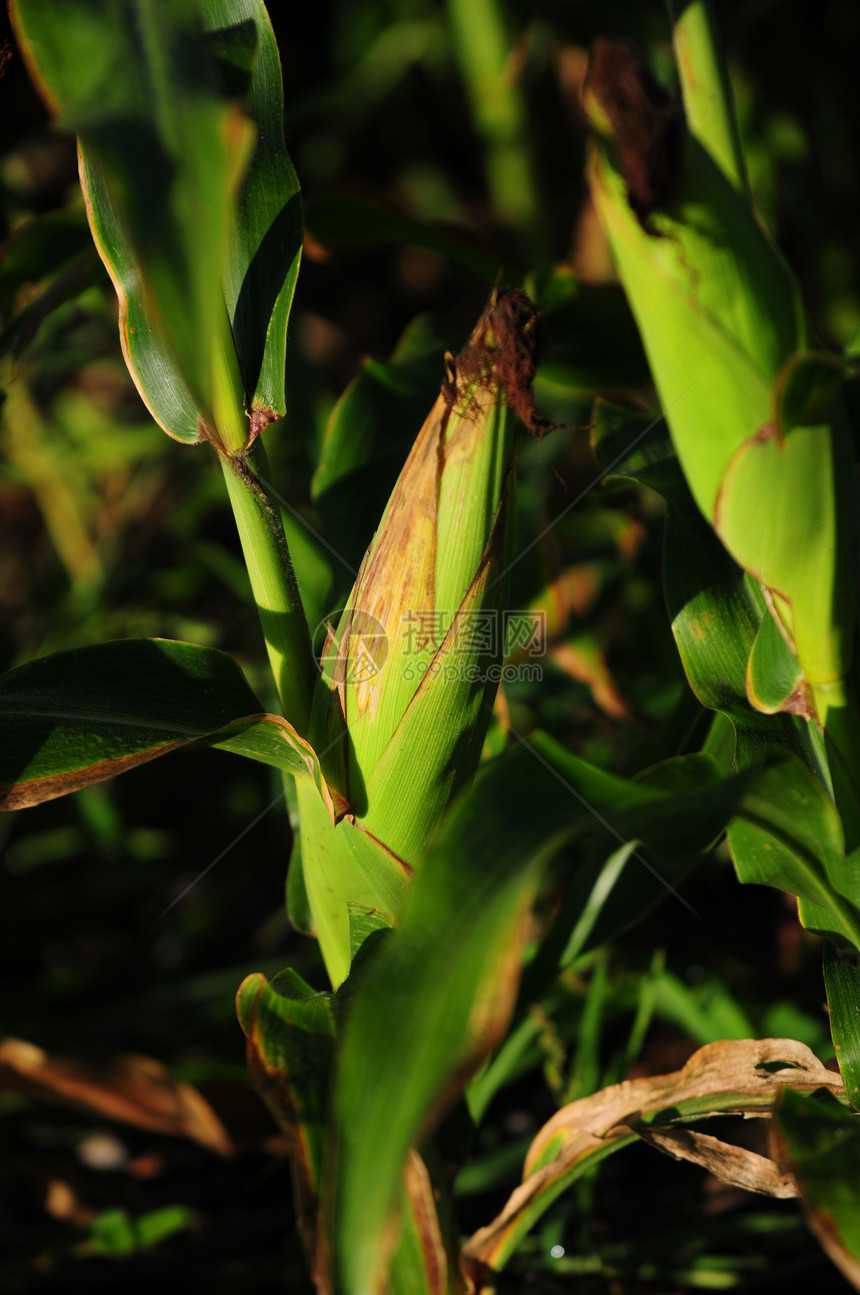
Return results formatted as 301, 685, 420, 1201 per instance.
463, 1038, 843, 1280
0, 1036, 233, 1156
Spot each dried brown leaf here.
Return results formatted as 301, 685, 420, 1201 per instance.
0, 1036, 233, 1156
634, 1125, 796, 1197
464, 1038, 842, 1275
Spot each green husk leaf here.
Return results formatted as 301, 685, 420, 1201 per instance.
295, 773, 413, 989
588, 126, 801, 517
713, 353, 856, 691
358, 477, 511, 862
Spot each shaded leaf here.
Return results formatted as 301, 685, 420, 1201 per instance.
772, 1086, 860, 1291
328, 719, 860, 1291
312, 314, 454, 581
0, 208, 102, 358
305, 185, 509, 283
534, 266, 651, 395
591, 399, 812, 771
237, 970, 336, 1277
727, 756, 860, 955
0, 639, 335, 812
13, 0, 254, 439
824, 946, 860, 1111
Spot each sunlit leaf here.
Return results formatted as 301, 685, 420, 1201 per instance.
12, 0, 253, 439
204, 0, 303, 423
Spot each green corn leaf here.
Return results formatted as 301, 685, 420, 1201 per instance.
591, 401, 814, 770
295, 773, 411, 989
746, 608, 805, 716
727, 757, 860, 954
772, 1086, 860, 1288
386, 1150, 458, 1295
12, 0, 301, 447
0, 640, 333, 810
238, 963, 454, 1293
824, 944, 860, 1110
329, 741, 556, 1295
205, 0, 303, 425
12, 0, 252, 441
328, 723, 860, 1291
327, 734, 816, 1293
237, 969, 336, 1271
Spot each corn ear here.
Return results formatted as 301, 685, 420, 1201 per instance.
298, 288, 539, 984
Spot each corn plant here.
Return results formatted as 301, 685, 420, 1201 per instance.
3, 1, 860, 1291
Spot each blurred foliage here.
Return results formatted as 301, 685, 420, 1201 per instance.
1, 0, 858, 1290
